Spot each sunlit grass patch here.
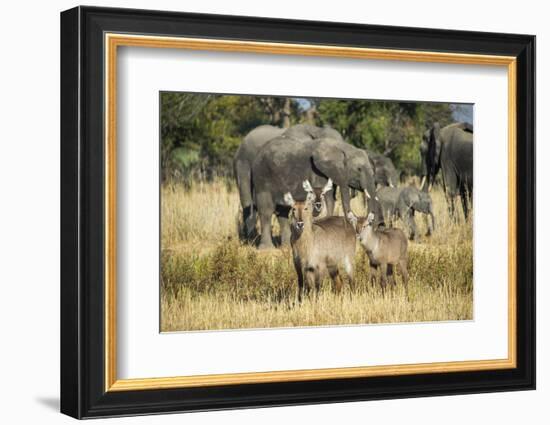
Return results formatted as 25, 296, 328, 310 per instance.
160, 181, 473, 331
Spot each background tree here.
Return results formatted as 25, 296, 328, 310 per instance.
160, 92, 467, 184
161, 94, 303, 183
257, 97, 296, 128
316, 100, 455, 175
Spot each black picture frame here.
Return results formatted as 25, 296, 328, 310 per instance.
61, 5, 535, 419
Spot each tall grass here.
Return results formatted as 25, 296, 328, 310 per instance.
160, 180, 473, 332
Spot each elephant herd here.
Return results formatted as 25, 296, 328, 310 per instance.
233, 121, 473, 250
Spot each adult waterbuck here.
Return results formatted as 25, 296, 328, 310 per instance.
284, 179, 356, 302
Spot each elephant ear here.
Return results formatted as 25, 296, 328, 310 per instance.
311, 142, 348, 185
456, 122, 473, 133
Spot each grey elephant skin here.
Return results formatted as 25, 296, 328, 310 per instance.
252, 134, 378, 249
281, 124, 344, 215
283, 123, 344, 142
420, 122, 473, 219
368, 150, 400, 187
233, 124, 342, 243
234, 125, 286, 241
377, 186, 436, 240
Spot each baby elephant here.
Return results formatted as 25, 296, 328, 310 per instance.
354, 212, 409, 295
377, 185, 435, 240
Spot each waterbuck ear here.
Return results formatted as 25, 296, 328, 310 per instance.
302, 180, 314, 194
346, 211, 358, 228
321, 178, 333, 195
283, 192, 295, 206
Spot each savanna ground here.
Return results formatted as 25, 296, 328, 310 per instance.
160, 179, 473, 332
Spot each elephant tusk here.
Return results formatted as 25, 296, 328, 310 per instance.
364, 189, 371, 199
389, 182, 395, 188
420, 175, 426, 190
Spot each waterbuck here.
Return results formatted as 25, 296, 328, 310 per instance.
284, 179, 356, 302
354, 212, 409, 295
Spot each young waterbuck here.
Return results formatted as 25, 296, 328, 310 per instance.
284, 179, 356, 302
354, 212, 409, 295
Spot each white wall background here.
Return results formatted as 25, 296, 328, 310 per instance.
0, 1, 544, 423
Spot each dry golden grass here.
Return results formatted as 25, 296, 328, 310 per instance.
160, 180, 473, 332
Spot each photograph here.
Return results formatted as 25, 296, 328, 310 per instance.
159, 93, 474, 332
58, 4, 536, 419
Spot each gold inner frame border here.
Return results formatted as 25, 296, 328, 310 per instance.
104, 33, 517, 392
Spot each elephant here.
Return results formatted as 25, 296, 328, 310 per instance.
368, 150, 400, 188
420, 122, 473, 219
377, 185, 435, 240
233, 125, 286, 241
279, 123, 345, 214
251, 136, 380, 249
233, 124, 343, 242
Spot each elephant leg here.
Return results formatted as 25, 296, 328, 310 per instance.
275, 204, 292, 246
235, 160, 256, 241
423, 213, 431, 236
403, 208, 417, 241
370, 198, 385, 225
442, 168, 460, 222
324, 189, 335, 216
278, 216, 291, 246
427, 208, 436, 236
460, 184, 470, 220
242, 205, 257, 242
446, 194, 457, 222
340, 186, 353, 219
256, 192, 275, 249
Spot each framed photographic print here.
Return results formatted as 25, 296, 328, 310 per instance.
60, 6, 535, 419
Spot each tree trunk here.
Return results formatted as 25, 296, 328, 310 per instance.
281, 97, 291, 128
304, 103, 318, 125
272, 109, 281, 126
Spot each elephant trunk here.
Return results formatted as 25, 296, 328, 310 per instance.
340, 186, 353, 222
360, 171, 376, 202
361, 171, 384, 224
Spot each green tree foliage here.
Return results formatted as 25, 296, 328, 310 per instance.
317, 100, 454, 175
161, 92, 463, 183
161, 93, 306, 183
